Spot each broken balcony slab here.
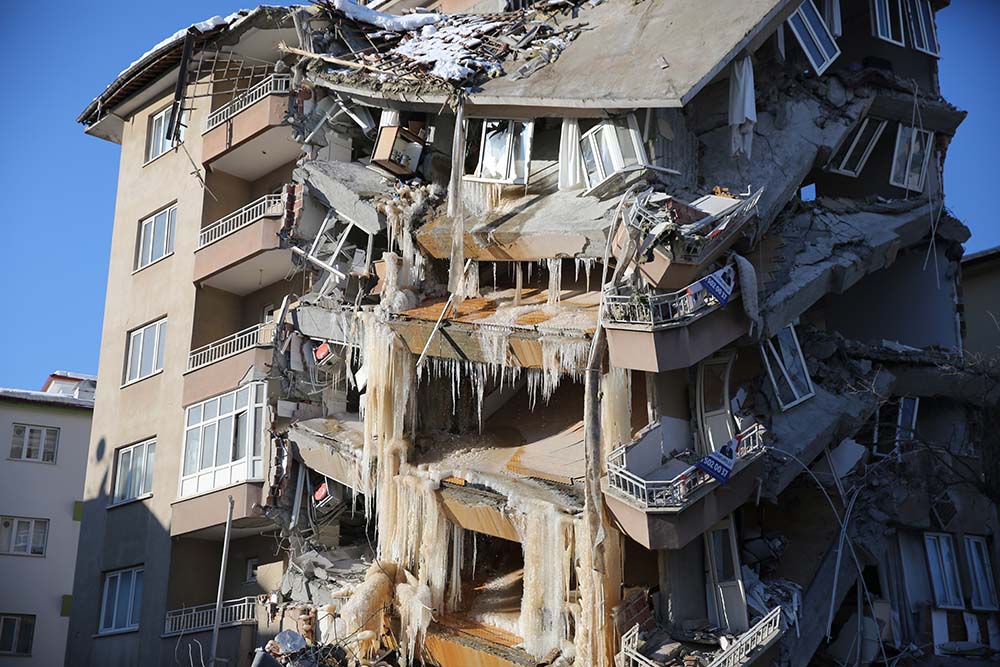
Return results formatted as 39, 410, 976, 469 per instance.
287, 416, 363, 491
294, 160, 388, 234
425, 619, 534, 667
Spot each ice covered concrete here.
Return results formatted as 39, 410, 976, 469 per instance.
288, 417, 364, 491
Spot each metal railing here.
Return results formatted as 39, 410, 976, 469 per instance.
616, 623, 660, 667
603, 265, 737, 330
706, 606, 783, 667
606, 423, 766, 509
198, 194, 284, 249
187, 322, 276, 372
205, 74, 292, 131
164, 596, 258, 636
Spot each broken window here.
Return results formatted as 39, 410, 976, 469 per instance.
465, 119, 534, 184
760, 325, 815, 411
181, 382, 267, 497
136, 205, 176, 270
964, 536, 999, 611
705, 516, 749, 633
872, 0, 905, 46
0, 614, 34, 656
579, 114, 648, 193
246, 557, 259, 583
0, 517, 48, 556
924, 532, 964, 609
906, 0, 939, 56
146, 105, 185, 162
828, 117, 888, 177
125, 317, 166, 384
9, 424, 59, 463
697, 354, 737, 455
787, 0, 841, 75
895, 396, 919, 447
890, 124, 934, 191
113, 438, 155, 505
99, 566, 143, 634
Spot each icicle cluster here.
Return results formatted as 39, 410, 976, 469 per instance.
600, 366, 633, 457
547, 258, 563, 306
517, 500, 573, 659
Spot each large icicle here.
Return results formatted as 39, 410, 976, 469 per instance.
547, 258, 563, 305
518, 500, 572, 659
601, 367, 632, 456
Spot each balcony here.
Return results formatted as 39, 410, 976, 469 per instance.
164, 597, 258, 636
193, 194, 289, 294
183, 323, 274, 406
603, 423, 767, 550
603, 265, 748, 372
202, 74, 299, 180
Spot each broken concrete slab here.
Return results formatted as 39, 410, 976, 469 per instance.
294, 160, 387, 234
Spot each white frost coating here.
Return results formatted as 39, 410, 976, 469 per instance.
547, 258, 563, 306
601, 367, 632, 456
333, 0, 441, 32
517, 500, 572, 659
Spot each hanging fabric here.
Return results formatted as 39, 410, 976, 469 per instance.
728, 56, 757, 159
558, 118, 584, 190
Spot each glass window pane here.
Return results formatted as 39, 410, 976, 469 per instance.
143, 443, 155, 496
166, 207, 176, 255
116, 449, 132, 501
129, 446, 145, 499
10, 425, 24, 459
152, 211, 167, 261
115, 570, 133, 629
184, 429, 200, 476
255, 384, 265, 403
15, 616, 34, 654
702, 363, 727, 413
234, 411, 248, 461
253, 407, 264, 457
155, 321, 167, 372
480, 120, 511, 180
204, 399, 219, 421
776, 327, 810, 397
140, 325, 156, 378
711, 529, 735, 581
220, 392, 235, 416
30, 521, 47, 556
614, 118, 639, 168
200, 423, 217, 470
102, 575, 118, 630
801, 1, 837, 58
580, 135, 600, 186
875, 0, 889, 38
0, 519, 12, 552
597, 125, 618, 176
25, 428, 41, 460
129, 571, 143, 626
790, 12, 825, 69
908, 0, 927, 50
906, 130, 930, 190
510, 122, 529, 181
187, 405, 203, 427
13, 520, 30, 553
127, 331, 142, 382
0, 618, 14, 652
148, 114, 162, 159
919, 0, 938, 53
140, 220, 153, 267
42, 429, 58, 462
216, 416, 233, 466
236, 388, 249, 410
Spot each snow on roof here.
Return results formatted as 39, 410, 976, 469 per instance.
0, 387, 94, 409
331, 0, 440, 33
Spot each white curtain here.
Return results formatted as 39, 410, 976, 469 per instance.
729, 56, 757, 159
558, 118, 584, 190
379, 109, 401, 127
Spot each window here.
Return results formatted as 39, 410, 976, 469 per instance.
146, 105, 185, 162
246, 557, 259, 583
9, 424, 59, 463
890, 124, 934, 192
787, 0, 841, 75
924, 533, 963, 609
0, 517, 48, 556
965, 536, 999, 611
872, 0, 905, 46
760, 325, 815, 411
465, 119, 534, 184
113, 439, 156, 504
579, 114, 654, 193
829, 117, 888, 177
135, 205, 176, 270
0, 614, 34, 656
895, 396, 919, 447
906, 0, 939, 56
180, 383, 267, 497
99, 566, 143, 634
125, 318, 167, 384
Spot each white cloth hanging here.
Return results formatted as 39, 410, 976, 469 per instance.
558, 118, 584, 190
823, 0, 843, 38
729, 56, 757, 159
379, 109, 401, 127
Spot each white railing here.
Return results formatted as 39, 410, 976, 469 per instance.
205, 74, 292, 131
604, 264, 737, 330
164, 596, 258, 636
187, 322, 276, 372
607, 423, 766, 509
616, 624, 660, 667
198, 194, 284, 249
706, 606, 783, 667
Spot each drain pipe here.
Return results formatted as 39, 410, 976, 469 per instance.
210, 496, 235, 665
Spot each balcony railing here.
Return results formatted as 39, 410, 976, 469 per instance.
187, 322, 276, 372
607, 423, 766, 509
205, 74, 292, 131
617, 623, 660, 667
603, 264, 737, 330
706, 606, 783, 667
164, 596, 258, 636
198, 194, 284, 249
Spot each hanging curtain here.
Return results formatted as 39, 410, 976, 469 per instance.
728, 56, 757, 159
558, 118, 584, 190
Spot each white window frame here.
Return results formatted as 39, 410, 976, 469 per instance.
180, 383, 267, 498
246, 557, 259, 583
124, 317, 167, 385
0, 614, 34, 656
112, 439, 156, 505
465, 118, 535, 185
99, 566, 143, 634
894, 396, 919, 447
135, 205, 176, 271
579, 114, 668, 195
787, 0, 841, 75
829, 117, 888, 177
965, 536, 999, 611
906, 0, 939, 56
889, 124, 934, 192
871, 0, 906, 46
8, 423, 59, 463
760, 324, 816, 411
146, 105, 185, 162
0, 516, 49, 556
924, 532, 964, 609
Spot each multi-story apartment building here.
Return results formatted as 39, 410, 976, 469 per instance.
70, 1, 998, 667
1, 371, 94, 665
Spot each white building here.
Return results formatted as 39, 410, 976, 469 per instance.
0, 372, 94, 666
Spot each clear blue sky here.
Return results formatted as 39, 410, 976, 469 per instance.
0, 1, 997, 390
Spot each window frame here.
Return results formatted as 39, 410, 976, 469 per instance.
0, 614, 34, 656
760, 324, 816, 411
112, 438, 156, 506
124, 317, 167, 385
8, 423, 60, 463
145, 104, 185, 163
871, 0, 906, 46
906, 0, 940, 56
464, 118, 535, 185
889, 123, 934, 192
246, 557, 259, 583
787, 0, 841, 75
829, 117, 888, 177
134, 204, 177, 271
0, 516, 49, 557
99, 566, 144, 635
924, 532, 964, 609
579, 114, 663, 194
964, 535, 999, 611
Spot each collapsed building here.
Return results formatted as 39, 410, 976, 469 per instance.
67, 1, 1000, 667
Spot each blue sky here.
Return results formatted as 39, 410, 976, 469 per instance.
0, 1, 997, 390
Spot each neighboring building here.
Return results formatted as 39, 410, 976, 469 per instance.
962, 245, 1000, 359
0, 372, 94, 666
70, 2, 999, 667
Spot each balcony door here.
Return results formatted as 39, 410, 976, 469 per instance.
705, 515, 749, 633
696, 354, 736, 455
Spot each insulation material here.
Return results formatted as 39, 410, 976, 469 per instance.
559, 119, 585, 190
517, 500, 572, 659
728, 55, 757, 158
733, 253, 761, 337
600, 367, 632, 458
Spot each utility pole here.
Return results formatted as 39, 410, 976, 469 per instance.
210, 496, 235, 665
